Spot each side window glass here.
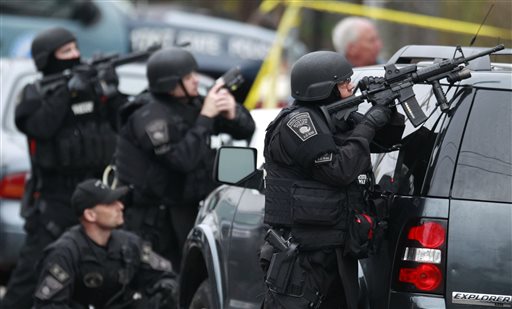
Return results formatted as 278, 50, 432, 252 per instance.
0, 1, 73, 19
372, 84, 452, 195
117, 72, 148, 96
452, 89, 512, 203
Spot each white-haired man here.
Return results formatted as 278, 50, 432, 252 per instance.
332, 17, 383, 67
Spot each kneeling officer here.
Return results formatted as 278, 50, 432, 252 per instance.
34, 179, 178, 309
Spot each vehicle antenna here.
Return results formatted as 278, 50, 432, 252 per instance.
469, 3, 495, 47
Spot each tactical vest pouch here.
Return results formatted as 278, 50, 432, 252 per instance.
58, 133, 79, 168
345, 211, 376, 259
291, 182, 345, 226
33, 140, 59, 169
54, 122, 114, 170
344, 186, 392, 259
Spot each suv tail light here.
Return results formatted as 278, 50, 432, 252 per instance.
393, 219, 447, 294
0, 172, 27, 199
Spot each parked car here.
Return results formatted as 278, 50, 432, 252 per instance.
0, 57, 215, 285
178, 45, 512, 309
0, 0, 306, 105
0, 0, 130, 58
130, 7, 307, 105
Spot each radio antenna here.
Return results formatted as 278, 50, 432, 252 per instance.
469, 3, 495, 47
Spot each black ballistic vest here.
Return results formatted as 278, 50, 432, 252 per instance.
31, 83, 116, 174
264, 106, 368, 250
115, 94, 216, 206
44, 227, 138, 308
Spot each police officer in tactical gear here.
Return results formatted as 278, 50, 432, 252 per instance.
2, 27, 125, 309
34, 179, 178, 309
261, 51, 404, 309
115, 48, 255, 268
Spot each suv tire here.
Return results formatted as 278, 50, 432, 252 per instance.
190, 279, 214, 309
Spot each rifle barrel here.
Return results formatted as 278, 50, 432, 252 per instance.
463, 44, 505, 63
413, 44, 504, 83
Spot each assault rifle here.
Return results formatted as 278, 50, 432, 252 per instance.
39, 44, 161, 98
320, 44, 505, 128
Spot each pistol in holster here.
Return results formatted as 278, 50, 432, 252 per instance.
264, 229, 301, 295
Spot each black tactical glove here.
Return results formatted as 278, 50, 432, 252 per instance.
67, 66, 95, 97
361, 105, 392, 130
96, 65, 119, 99
348, 111, 364, 127
147, 278, 178, 309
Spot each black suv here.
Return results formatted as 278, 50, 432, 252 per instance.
178, 45, 512, 309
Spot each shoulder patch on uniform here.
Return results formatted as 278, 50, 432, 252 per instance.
286, 112, 318, 141
314, 153, 333, 164
35, 275, 64, 300
141, 243, 172, 272
49, 263, 69, 283
145, 119, 169, 147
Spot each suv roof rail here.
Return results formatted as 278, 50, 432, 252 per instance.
387, 45, 512, 71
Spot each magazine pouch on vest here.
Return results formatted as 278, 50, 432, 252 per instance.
344, 178, 391, 259
265, 175, 349, 249
291, 181, 346, 226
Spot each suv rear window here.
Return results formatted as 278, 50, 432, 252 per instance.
452, 89, 512, 203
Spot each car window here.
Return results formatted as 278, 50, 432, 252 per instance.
452, 89, 512, 203
117, 72, 148, 96
0, 0, 74, 19
371, 83, 446, 194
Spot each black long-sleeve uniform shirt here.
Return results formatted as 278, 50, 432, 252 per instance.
116, 93, 255, 205
34, 226, 176, 309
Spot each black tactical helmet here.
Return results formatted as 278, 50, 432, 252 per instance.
291, 51, 353, 102
31, 27, 76, 72
147, 48, 198, 94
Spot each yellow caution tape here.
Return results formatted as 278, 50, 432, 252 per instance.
259, 0, 280, 14
286, 0, 511, 39
247, 0, 510, 109
245, 4, 302, 109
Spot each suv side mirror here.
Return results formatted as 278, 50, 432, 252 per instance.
214, 147, 262, 190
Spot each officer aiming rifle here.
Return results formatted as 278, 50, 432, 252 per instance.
5, 27, 152, 309
39, 44, 161, 101
320, 44, 505, 129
